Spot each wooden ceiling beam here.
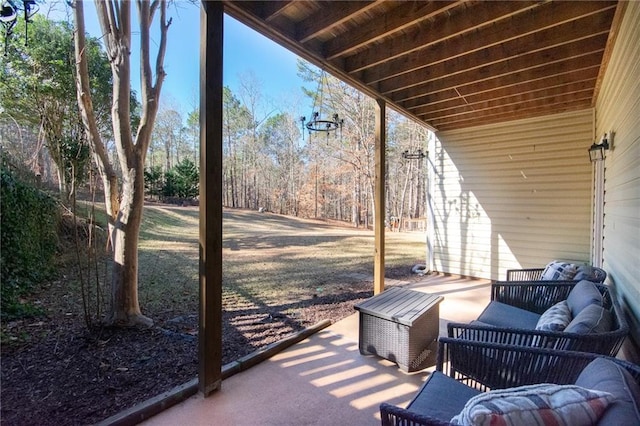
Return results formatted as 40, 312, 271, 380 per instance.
261, 1, 294, 22
458, 68, 599, 103
297, 1, 382, 44
343, 1, 540, 74
404, 67, 600, 111
224, 0, 620, 133
391, 50, 605, 103
431, 99, 592, 132
227, 1, 299, 42
380, 32, 609, 95
418, 84, 595, 121
446, 62, 602, 103
431, 96, 594, 125
361, 3, 616, 86
412, 80, 596, 118
324, 1, 457, 60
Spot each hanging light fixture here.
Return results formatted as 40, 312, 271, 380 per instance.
1, 0, 38, 56
0, 1, 18, 56
300, 70, 344, 140
402, 149, 426, 160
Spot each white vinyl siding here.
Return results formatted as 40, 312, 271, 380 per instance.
594, 1, 640, 349
430, 110, 593, 280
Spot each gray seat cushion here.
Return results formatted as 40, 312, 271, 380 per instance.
564, 304, 612, 334
567, 280, 603, 317
407, 371, 481, 422
477, 301, 540, 329
575, 358, 640, 425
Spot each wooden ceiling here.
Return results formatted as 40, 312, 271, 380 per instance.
222, 1, 622, 132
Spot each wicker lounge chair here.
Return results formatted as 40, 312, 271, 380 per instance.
447, 280, 628, 357
380, 338, 640, 426
506, 261, 607, 283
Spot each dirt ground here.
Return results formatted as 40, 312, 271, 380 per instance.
0, 208, 426, 425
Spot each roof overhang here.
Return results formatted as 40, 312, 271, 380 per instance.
222, 0, 624, 132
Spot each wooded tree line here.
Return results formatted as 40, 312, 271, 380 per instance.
1, 14, 431, 229
217, 63, 433, 227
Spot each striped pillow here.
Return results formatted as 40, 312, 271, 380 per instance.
536, 300, 572, 332
450, 383, 614, 426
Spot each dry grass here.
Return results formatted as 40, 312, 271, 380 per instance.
136, 205, 427, 319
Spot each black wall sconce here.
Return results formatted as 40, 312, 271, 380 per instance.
401, 149, 426, 160
588, 133, 610, 162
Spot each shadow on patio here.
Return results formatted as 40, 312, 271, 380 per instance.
141, 273, 491, 426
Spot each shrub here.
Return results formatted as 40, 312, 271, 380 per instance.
161, 159, 199, 199
1, 157, 59, 318
144, 165, 163, 200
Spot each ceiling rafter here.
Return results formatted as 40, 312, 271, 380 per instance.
458, 62, 598, 106
380, 32, 610, 96
296, 1, 383, 44
431, 97, 593, 131
462, 74, 597, 106
223, 0, 621, 132
262, 1, 294, 22
405, 68, 600, 112
417, 83, 596, 121
359, 1, 617, 86
232, 1, 299, 41
323, 1, 457, 60
392, 50, 605, 104
343, 1, 540, 74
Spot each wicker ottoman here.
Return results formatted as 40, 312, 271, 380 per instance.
355, 287, 443, 372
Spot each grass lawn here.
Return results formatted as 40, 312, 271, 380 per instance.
137, 205, 428, 320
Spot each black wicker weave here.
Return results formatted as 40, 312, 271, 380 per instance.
355, 287, 443, 372
380, 338, 640, 426
505, 266, 607, 283
447, 281, 628, 357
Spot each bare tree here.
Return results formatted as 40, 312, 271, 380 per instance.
152, 106, 184, 172
260, 112, 303, 215
238, 71, 275, 209
72, 0, 170, 327
222, 86, 252, 208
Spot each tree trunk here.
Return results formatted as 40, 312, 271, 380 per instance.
398, 160, 411, 225
352, 172, 359, 227
415, 160, 422, 218
73, 0, 168, 327
108, 156, 151, 326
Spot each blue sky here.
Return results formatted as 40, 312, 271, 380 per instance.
158, 3, 308, 114
46, 1, 308, 117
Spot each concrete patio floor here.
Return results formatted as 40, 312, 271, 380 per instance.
141, 273, 491, 426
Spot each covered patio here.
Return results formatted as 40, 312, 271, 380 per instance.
142, 274, 492, 425
107, 0, 640, 424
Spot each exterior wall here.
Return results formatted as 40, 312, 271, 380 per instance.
430, 109, 594, 281
594, 1, 640, 353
